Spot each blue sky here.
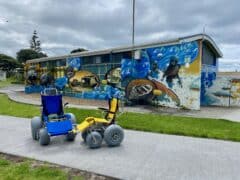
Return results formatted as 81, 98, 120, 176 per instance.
0, 0, 239, 71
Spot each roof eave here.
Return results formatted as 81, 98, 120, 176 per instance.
26, 33, 223, 63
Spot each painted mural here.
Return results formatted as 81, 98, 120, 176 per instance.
25, 41, 202, 110
231, 79, 240, 106
201, 65, 240, 107
121, 41, 201, 109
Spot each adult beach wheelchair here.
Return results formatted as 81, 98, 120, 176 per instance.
31, 87, 76, 145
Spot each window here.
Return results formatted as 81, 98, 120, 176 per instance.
122, 51, 132, 59
82, 56, 94, 65
101, 54, 110, 63
50, 60, 57, 66
111, 51, 132, 64
56, 59, 66, 67
40, 61, 47, 68
112, 53, 123, 63
82, 55, 110, 65
202, 44, 216, 66
95, 56, 101, 64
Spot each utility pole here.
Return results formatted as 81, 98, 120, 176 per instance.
132, 0, 135, 60
203, 25, 206, 34
132, 0, 135, 47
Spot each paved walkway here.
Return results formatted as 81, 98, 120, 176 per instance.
0, 85, 152, 113
1, 85, 240, 122
0, 115, 240, 180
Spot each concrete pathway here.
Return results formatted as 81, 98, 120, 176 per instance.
0, 85, 240, 122
0, 85, 152, 113
0, 115, 240, 180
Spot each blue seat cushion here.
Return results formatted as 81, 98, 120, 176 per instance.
46, 119, 73, 136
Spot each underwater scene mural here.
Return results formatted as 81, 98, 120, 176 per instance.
201, 64, 240, 107
121, 41, 201, 109
67, 57, 81, 71
25, 41, 202, 110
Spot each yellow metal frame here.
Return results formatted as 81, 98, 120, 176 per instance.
72, 97, 119, 134
73, 117, 110, 133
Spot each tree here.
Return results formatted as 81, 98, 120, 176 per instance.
70, 48, 88, 54
0, 54, 20, 71
16, 49, 47, 64
30, 30, 41, 52
17, 30, 47, 63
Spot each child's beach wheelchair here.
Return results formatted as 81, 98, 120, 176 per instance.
73, 96, 124, 149
31, 88, 76, 145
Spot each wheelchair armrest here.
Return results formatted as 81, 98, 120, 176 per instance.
98, 107, 109, 112
64, 102, 69, 108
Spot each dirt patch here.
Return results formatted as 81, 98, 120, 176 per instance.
0, 152, 119, 180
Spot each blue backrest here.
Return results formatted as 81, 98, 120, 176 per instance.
41, 88, 64, 117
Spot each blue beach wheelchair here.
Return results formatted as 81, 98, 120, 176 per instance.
31, 87, 76, 145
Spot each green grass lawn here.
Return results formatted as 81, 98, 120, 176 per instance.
1, 94, 240, 142
0, 77, 22, 88
0, 154, 83, 180
0, 79, 13, 88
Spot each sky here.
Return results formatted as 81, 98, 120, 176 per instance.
0, 0, 239, 71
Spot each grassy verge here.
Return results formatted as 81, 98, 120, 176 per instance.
0, 78, 13, 88
0, 153, 113, 180
1, 94, 240, 142
0, 77, 23, 88
0, 153, 83, 180
0, 94, 39, 118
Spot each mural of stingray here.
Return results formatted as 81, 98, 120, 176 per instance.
201, 71, 240, 107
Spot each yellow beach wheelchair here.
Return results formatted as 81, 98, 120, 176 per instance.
73, 84, 124, 149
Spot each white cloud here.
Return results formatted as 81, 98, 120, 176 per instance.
0, 0, 239, 72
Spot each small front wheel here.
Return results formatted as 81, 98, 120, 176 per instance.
66, 132, 76, 141
81, 131, 88, 142
86, 131, 102, 149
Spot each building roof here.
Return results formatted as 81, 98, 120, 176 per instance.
26, 34, 223, 64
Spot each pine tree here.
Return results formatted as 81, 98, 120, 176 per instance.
30, 30, 41, 52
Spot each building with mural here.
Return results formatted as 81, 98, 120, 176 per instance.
24, 34, 240, 110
